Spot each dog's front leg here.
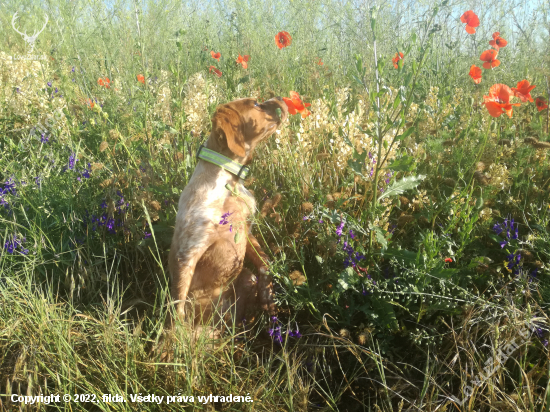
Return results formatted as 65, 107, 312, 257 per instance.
245, 233, 275, 314
168, 244, 210, 322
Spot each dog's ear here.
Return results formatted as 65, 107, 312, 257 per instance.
211, 107, 246, 157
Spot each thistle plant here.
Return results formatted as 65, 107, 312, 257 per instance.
351, 3, 447, 259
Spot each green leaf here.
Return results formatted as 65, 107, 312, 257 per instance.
476, 189, 484, 209
431, 268, 458, 279
395, 126, 415, 141
392, 94, 401, 110
371, 297, 399, 330
237, 75, 250, 85
337, 267, 359, 292
355, 54, 363, 75
381, 248, 417, 265
388, 155, 415, 172
488, 233, 504, 245
405, 72, 413, 86
378, 175, 425, 201
369, 224, 388, 248
234, 231, 240, 243
348, 158, 365, 176
351, 74, 364, 86
468, 256, 493, 269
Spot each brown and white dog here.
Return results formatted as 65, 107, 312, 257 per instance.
168, 97, 288, 326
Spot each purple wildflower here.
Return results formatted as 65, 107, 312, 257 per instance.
68, 153, 77, 170
80, 168, 90, 179
219, 212, 233, 231
288, 323, 302, 338
269, 317, 283, 344
493, 216, 519, 248
1, 177, 17, 195
4, 234, 29, 255
47, 81, 52, 87
336, 220, 345, 237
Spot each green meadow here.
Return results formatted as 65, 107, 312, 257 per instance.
1, 0, 550, 410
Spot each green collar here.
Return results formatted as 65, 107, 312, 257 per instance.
196, 144, 251, 180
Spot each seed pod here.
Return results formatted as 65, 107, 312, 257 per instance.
339, 328, 350, 338
99, 141, 109, 152
532, 141, 550, 149
473, 171, 490, 186
269, 212, 282, 223
498, 139, 511, 147
289, 270, 306, 286
260, 199, 273, 217
301, 202, 314, 213
272, 193, 282, 207
524, 137, 538, 145
357, 333, 368, 345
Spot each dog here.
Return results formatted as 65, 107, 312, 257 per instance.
168, 97, 288, 326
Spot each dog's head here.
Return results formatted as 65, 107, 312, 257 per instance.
209, 97, 289, 163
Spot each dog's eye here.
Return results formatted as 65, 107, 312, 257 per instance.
254, 101, 260, 107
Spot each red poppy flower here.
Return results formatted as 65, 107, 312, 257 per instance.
283, 91, 311, 118
210, 51, 221, 61
480, 49, 500, 69
483, 84, 521, 118
275, 31, 292, 49
282, 98, 297, 115
536, 97, 548, 112
137, 74, 145, 84
460, 10, 480, 34
98, 77, 111, 88
489, 32, 507, 50
392, 52, 404, 69
209, 66, 222, 78
86, 98, 95, 109
444, 258, 453, 263
469, 65, 482, 84
512, 80, 536, 103
316, 58, 324, 66
236, 54, 249, 69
